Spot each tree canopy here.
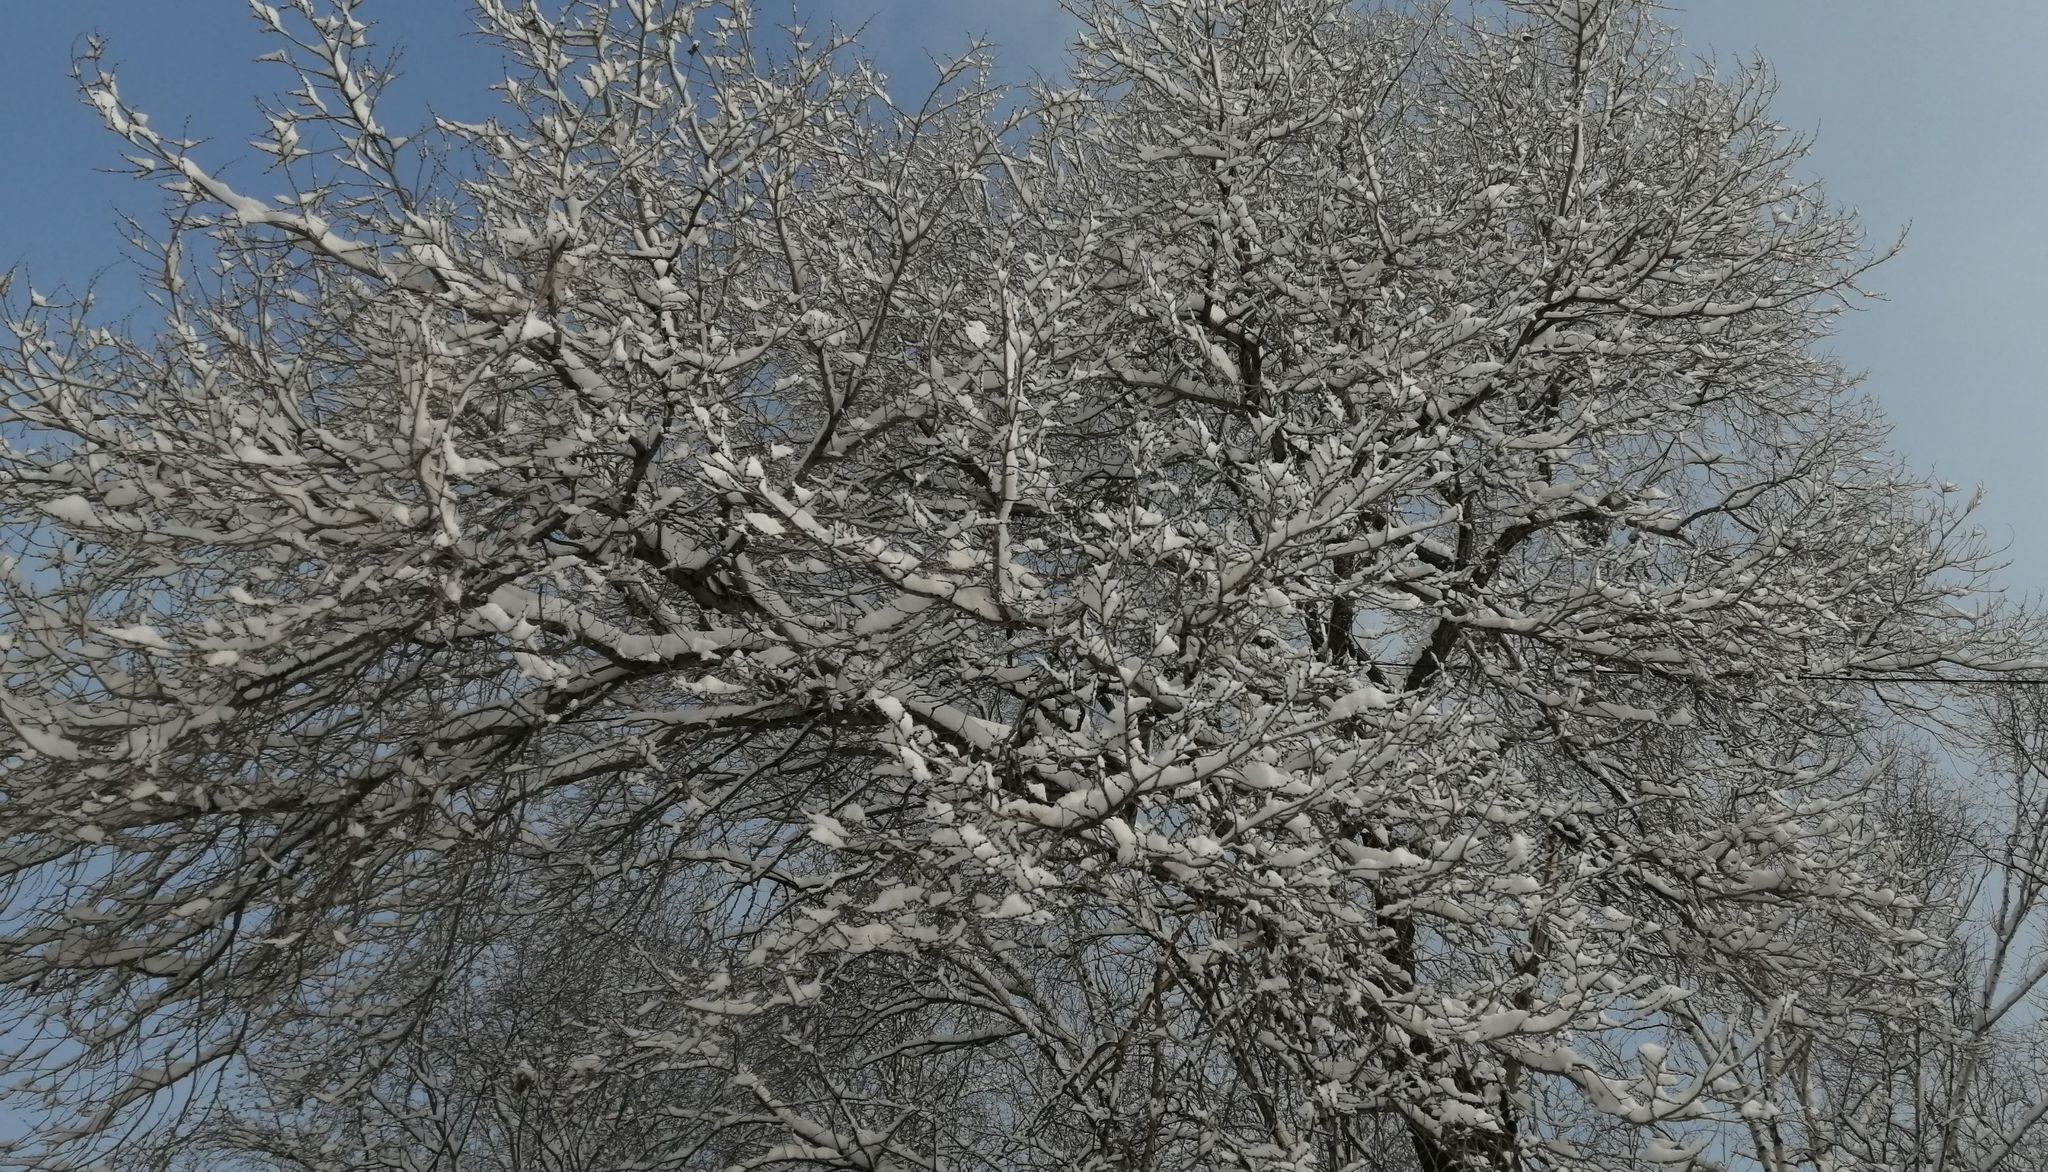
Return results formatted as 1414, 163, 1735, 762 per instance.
4, 1, 2048, 1169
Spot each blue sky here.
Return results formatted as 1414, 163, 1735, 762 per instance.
4, 0, 2043, 586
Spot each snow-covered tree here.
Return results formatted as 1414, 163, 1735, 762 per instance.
3, 1, 2045, 1169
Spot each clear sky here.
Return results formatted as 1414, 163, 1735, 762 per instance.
3, 0, 2043, 587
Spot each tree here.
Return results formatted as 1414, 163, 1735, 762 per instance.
3, 0, 2044, 1168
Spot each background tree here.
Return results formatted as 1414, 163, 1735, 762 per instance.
2, 0, 2045, 1169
